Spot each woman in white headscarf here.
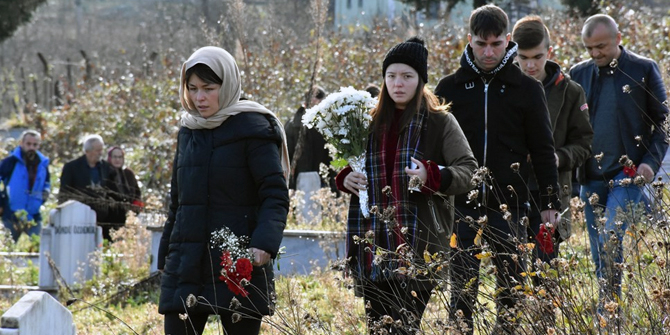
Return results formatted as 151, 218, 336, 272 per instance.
157, 46, 289, 335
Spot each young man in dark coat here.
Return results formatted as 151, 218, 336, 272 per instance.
570, 14, 668, 315
512, 16, 593, 263
284, 86, 330, 190
284, 86, 336, 223
434, 5, 561, 334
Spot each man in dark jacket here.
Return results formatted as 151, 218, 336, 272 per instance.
285, 86, 330, 189
59, 134, 115, 238
434, 5, 561, 334
512, 16, 593, 263
0, 130, 51, 241
570, 14, 668, 311
284, 86, 333, 223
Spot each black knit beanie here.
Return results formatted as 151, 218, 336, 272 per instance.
382, 36, 428, 83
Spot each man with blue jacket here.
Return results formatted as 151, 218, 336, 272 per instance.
0, 130, 50, 241
570, 14, 668, 315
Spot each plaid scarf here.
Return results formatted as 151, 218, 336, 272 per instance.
347, 107, 428, 281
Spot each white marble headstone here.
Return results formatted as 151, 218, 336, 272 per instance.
38, 200, 102, 288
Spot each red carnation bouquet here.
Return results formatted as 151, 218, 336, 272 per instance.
210, 226, 253, 297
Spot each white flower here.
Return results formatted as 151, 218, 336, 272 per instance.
302, 86, 376, 159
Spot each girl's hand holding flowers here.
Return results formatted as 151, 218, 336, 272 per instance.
343, 171, 368, 196
405, 157, 427, 192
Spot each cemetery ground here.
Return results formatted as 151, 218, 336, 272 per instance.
1, 190, 670, 334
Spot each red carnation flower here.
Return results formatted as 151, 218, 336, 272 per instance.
219, 251, 253, 297
235, 258, 253, 280
623, 164, 637, 177
537, 224, 554, 254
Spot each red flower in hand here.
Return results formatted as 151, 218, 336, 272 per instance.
235, 258, 253, 279
220, 251, 233, 268
537, 224, 554, 254
219, 251, 253, 297
623, 164, 637, 177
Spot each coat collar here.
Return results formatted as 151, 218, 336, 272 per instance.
453, 41, 524, 85
588, 45, 629, 78
11, 146, 46, 164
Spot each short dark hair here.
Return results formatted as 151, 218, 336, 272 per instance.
512, 15, 550, 50
185, 63, 222, 85
365, 84, 380, 98
469, 4, 509, 39
305, 85, 326, 101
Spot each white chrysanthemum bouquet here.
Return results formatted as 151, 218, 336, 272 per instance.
302, 86, 376, 218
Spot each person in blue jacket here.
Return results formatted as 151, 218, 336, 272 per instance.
0, 130, 50, 241
570, 14, 668, 314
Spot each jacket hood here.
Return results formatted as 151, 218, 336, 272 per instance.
543, 60, 562, 86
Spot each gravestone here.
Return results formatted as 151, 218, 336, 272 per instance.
0, 291, 76, 335
136, 212, 166, 273
38, 200, 102, 289
276, 230, 345, 275
295, 171, 322, 224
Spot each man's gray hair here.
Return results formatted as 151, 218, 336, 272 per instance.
82, 134, 104, 152
582, 14, 618, 39
19, 130, 41, 142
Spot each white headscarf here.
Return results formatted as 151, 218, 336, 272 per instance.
179, 46, 290, 184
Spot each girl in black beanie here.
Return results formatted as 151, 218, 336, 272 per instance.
336, 37, 477, 334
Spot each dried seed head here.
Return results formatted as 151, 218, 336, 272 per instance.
594, 152, 604, 163
230, 297, 241, 309
604, 301, 619, 314
510, 162, 520, 173
609, 58, 618, 68
365, 230, 375, 239
186, 294, 197, 308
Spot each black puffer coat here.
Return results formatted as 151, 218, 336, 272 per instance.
158, 112, 289, 317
